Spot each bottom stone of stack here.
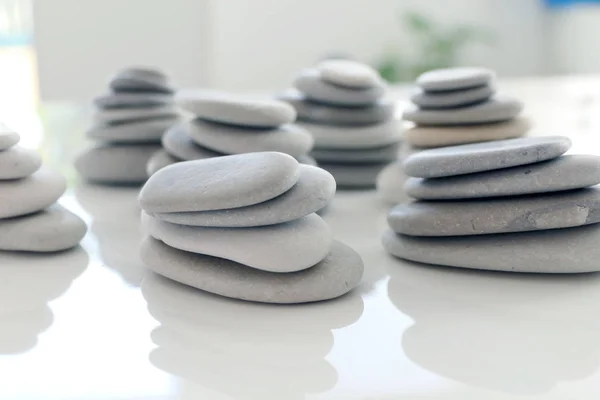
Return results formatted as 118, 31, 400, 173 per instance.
140, 237, 364, 304
382, 224, 600, 273
319, 162, 389, 188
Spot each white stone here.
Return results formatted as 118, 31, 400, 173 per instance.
162, 124, 222, 161
94, 92, 172, 109
416, 67, 494, 92
411, 85, 494, 109
317, 60, 381, 89
87, 118, 177, 143
93, 105, 178, 125
0, 146, 42, 179
0, 126, 19, 151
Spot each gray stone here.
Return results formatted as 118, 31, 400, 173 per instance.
153, 165, 335, 227
411, 85, 494, 109
312, 142, 400, 164
294, 68, 386, 106
0, 127, 19, 151
0, 204, 87, 252
139, 152, 300, 213
382, 224, 600, 273
94, 92, 173, 109
141, 237, 364, 303
0, 146, 42, 179
143, 212, 332, 273
317, 59, 382, 89
186, 119, 313, 158
279, 89, 395, 126
87, 118, 177, 144
176, 90, 296, 128
93, 105, 178, 125
147, 150, 180, 176
404, 136, 571, 178
110, 67, 174, 94
75, 144, 161, 184
403, 96, 523, 126
416, 67, 495, 92
389, 187, 600, 236
0, 167, 66, 219
406, 155, 600, 200
320, 162, 388, 188
162, 124, 223, 161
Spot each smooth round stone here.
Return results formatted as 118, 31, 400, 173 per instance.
141, 237, 363, 304
279, 89, 395, 126
147, 150, 180, 176
110, 67, 173, 94
411, 85, 494, 109
162, 124, 223, 161
404, 136, 571, 178
0, 167, 66, 219
299, 118, 402, 150
94, 92, 172, 109
406, 155, 600, 200
320, 162, 388, 188
404, 117, 531, 148
403, 96, 523, 126
0, 127, 19, 151
75, 144, 161, 184
376, 161, 411, 205
93, 105, 178, 125
143, 212, 332, 273
416, 67, 495, 92
0, 146, 42, 179
87, 118, 176, 144
186, 119, 313, 159
153, 165, 335, 227
294, 68, 386, 106
176, 89, 296, 128
312, 142, 400, 164
389, 187, 600, 237
382, 223, 600, 273
139, 152, 300, 213
317, 59, 381, 89
0, 204, 86, 252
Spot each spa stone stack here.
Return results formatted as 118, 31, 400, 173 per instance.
383, 136, 600, 273
139, 152, 363, 304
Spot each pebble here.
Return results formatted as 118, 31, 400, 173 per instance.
317, 59, 381, 89
152, 165, 336, 227
186, 119, 314, 158
382, 224, 600, 273
110, 67, 174, 94
93, 105, 178, 125
279, 89, 395, 126
162, 124, 223, 161
320, 162, 388, 188
0, 167, 66, 219
416, 67, 495, 92
411, 85, 494, 109
0, 128, 19, 151
176, 90, 296, 128
141, 237, 363, 303
139, 152, 300, 213
146, 150, 180, 176
406, 155, 600, 200
143, 212, 332, 273
94, 92, 172, 109
87, 118, 176, 143
388, 186, 600, 236
404, 117, 531, 148
404, 136, 571, 178
403, 96, 523, 126
294, 68, 386, 106
0, 204, 87, 252
299, 118, 402, 149
312, 142, 400, 164
0, 146, 42, 179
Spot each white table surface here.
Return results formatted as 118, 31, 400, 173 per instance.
2, 76, 600, 400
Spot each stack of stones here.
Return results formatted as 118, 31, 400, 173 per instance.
0, 127, 86, 252
377, 67, 530, 203
76, 67, 179, 185
382, 136, 600, 273
147, 90, 315, 175
139, 152, 364, 303
280, 60, 402, 188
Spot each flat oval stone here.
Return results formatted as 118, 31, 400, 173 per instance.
0, 146, 42, 179
162, 124, 223, 161
320, 162, 388, 188
389, 187, 600, 236
143, 212, 332, 273
416, 67, 494, 92
403, 96, 523, 126
406, 155, 600, 200
93, 105, 178, 125
382, 224, 600, 273
411, 85, 494, 109
404, 136, 572, 178
110, 67, 174, 94
317, 59, 381, 89
152, 165, 335, 227
75, 144, 161, 184
279, 89, 395, 126
146, 150, 180, 176
94, 92, 173, 109
0, 167, 66, 219
0, 127, 19, 151
139, 152, 300, 213
404, 117, 531, 148
294, 68, 386, 106
0, 204, 87, 252
186, 119, 313, 158
299, 118, 402, 150
176, 90, 296, 128
141, 237, 363, 303
87, 118, 177, 144
312, 142, 400, 164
